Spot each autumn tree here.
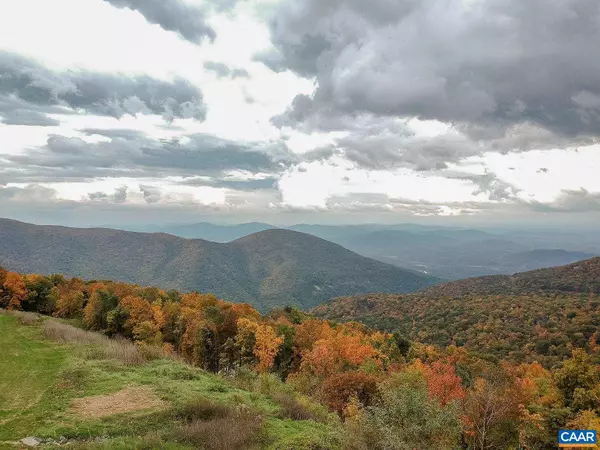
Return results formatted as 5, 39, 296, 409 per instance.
298, 330, 379, 378
554, 349, 600, 412
3, 272, 27, 310
463, 374, 523, 450
236, 318, 283, 373
320, 371, 379, 417
416, 360, 466, 407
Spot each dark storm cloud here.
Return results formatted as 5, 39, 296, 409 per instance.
2, 132, 295, 182
266, 0, 600, 138
103, 0, 216, 43
0, 51, 207, 125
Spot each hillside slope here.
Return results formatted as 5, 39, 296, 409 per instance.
418, 256, 600, 297
0, 219, 437, 310
313, 258, 600, 365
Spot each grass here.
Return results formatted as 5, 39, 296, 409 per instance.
0, 311, 342, 449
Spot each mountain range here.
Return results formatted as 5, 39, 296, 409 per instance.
121, 222, 599, 280
0, 218, 438, 311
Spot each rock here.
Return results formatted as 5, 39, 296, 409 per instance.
20, 437, 41, 447
58, 436, 68, 445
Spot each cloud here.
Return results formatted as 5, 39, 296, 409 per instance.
88, 185, 128, 203
0, 51, 207, 125
80, 128, 148, 140
0, 184, 59, 202
1, 131, 296, 184
203, 61, 250, 79
139, 184, 162, 203
265, 0, 600, 138
179, 176, 278, 191
529, 188, 600, 212
203, 61, 232, 78
445, 171, 521, 202
102, 0, 216, 44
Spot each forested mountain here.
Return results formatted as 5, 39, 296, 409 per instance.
419, 257, 600, 297
313, 258, 600, 367
0, 218, 437, 310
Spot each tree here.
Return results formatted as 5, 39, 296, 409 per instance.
567, 410, 600, 439
236, 318, 283, 373
299, 330, 379, 378
393, 331, 411, 357
417, 360, 465, 407
54, 288, 85, 318
24, 274, 56, 313
320, 371, 378, 417
554, 349, 600, 412
3, 272, 27, 310
463, 375, 523, 450
83, 288, 119, 330
120, 295, 156, 339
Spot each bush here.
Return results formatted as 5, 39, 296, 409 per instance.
176, 404, 264, 450
344, 371, 461, 450
176, 398, 234, 422
228, 371, 331, 423
273, 391, 330, 423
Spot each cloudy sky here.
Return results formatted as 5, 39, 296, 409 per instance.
1, 0, 600, 227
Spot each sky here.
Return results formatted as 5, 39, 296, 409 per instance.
1, 0, 600, 227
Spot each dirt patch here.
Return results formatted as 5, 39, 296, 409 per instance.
70, 385, 168, 418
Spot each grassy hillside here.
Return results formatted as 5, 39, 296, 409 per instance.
0, 311, 341, 449
0, 218, 438, 311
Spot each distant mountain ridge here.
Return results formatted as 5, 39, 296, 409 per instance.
139, 222, 599, 279
0, 218, 438, 311
419, 256, 600, 297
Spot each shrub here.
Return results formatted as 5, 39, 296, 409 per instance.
273, 391, 330, 423
176, 398, 234, 422
177, 405, 264, 450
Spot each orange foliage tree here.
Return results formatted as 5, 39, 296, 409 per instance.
3, 272, 28, 310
